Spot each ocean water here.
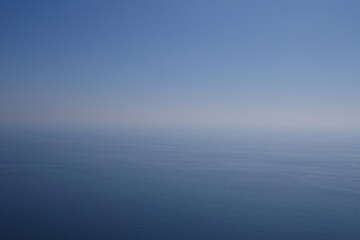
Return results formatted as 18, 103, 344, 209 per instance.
0, 129, 359, 240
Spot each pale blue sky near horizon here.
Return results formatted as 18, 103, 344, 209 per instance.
1, 0, 360, 131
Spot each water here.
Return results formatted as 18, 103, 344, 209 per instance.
0, 129, 359, 239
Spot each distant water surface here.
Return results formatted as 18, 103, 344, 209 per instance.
0, 129, 359, 240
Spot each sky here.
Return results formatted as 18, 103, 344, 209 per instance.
1, 0, 360, 131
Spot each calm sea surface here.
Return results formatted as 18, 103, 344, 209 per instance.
1, 129, 359, 240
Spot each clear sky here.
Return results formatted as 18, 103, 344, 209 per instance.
1, 0, 360, 131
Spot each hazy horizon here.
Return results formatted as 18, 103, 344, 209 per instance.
1, 3, 360, 239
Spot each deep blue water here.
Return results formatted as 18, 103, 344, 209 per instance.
0, 129, 359, 240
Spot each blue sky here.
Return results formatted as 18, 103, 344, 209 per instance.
1, 0, 360, 131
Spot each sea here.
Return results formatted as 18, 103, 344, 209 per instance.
0, 128, 359, 240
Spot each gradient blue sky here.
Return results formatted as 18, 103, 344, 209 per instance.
1, 0, 360, 131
